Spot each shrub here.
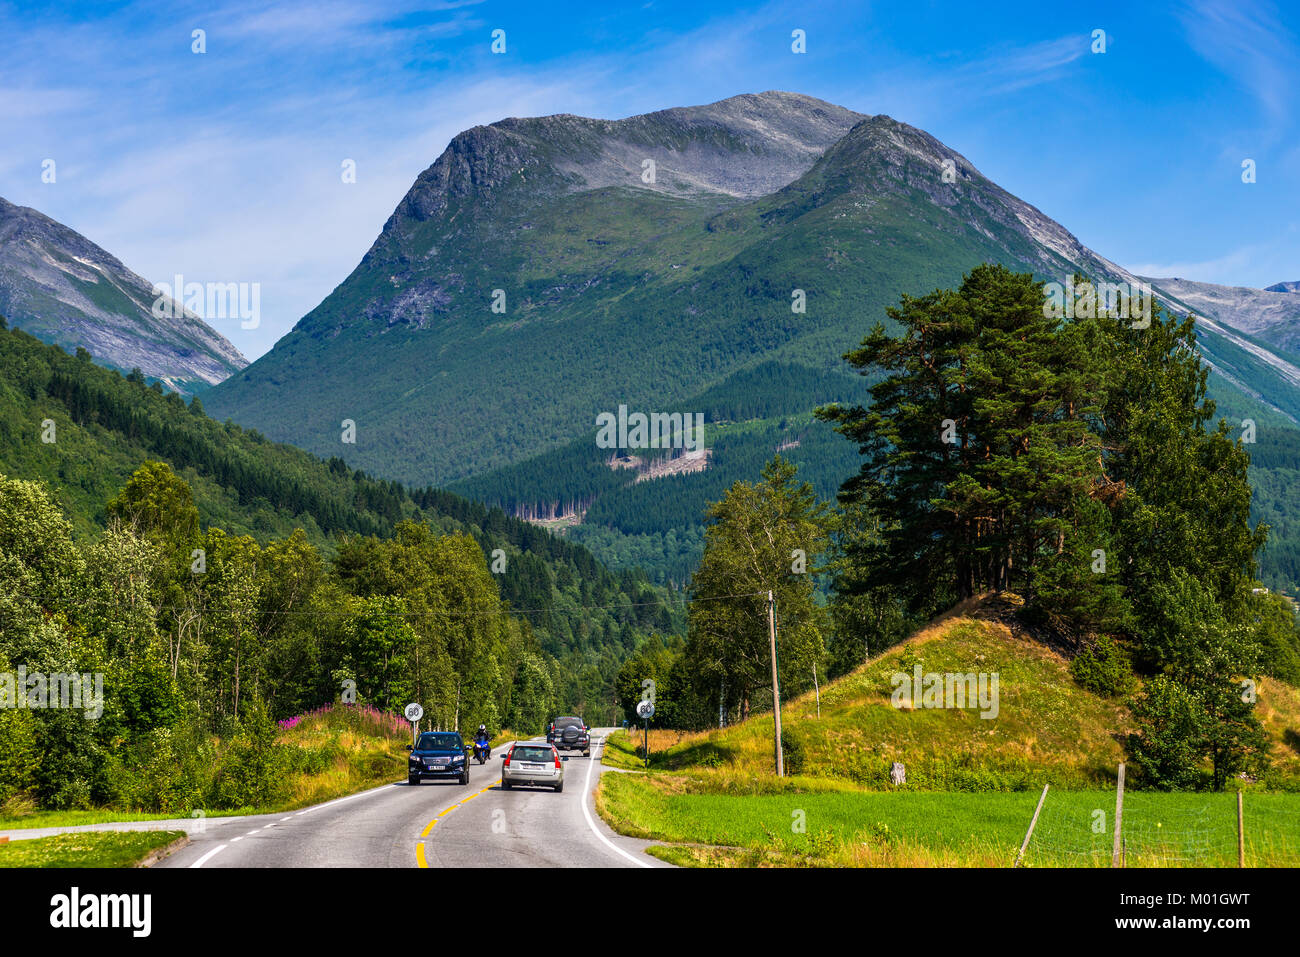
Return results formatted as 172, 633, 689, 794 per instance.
780, 729, 805, 775
0, 708, 39, 803
1070, 636, 1136, 697
112, 725, 212, 813
209, 702, 291, 809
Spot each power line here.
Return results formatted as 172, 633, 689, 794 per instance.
0, 589, 770, 620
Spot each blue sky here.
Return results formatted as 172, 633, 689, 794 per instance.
2, 0, 1296, 359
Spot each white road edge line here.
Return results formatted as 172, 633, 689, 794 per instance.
190, 844, 227, 868
293, 781, 399, 817
581, 736, 651, 869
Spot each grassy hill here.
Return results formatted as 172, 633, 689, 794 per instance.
608, 605, 1132, 790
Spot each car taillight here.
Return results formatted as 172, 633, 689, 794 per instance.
504, 747, 513, 767
554, 751, 562, 769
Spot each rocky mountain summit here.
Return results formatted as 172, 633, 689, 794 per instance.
0, 197, 246, 394
206, 92, 1300, 483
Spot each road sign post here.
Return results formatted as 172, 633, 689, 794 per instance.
635, 699, 654, 768
404, 702, 424, 746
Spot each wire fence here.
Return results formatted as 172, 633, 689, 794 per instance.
1017, 769, 1300, 867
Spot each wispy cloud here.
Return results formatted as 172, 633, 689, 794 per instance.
1126, 229, 1300, 287
1179, 0, 1297, 124
957, 35, 1089, 95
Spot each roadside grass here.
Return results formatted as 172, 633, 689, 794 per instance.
492, 730, 525, 747
595, 605, 1300, 866
1, 717, 530, 831
0, 805, 200, 831
0, 831, 186, 868
597, 772, 1300, 867
3, 705, 412, 831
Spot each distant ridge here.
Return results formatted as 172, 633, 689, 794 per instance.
0, 196, 247, 395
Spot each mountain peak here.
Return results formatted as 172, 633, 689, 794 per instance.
391, 91, 868, 227
0, 196, 130, 277
210, 92, 1300, 487
0, 196, 247, 394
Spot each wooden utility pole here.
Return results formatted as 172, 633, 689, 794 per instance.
768, 590, 784, 777
1112, 763, 1125, 868
1237, 791, 1245, 868
1015, 784, 1050, 867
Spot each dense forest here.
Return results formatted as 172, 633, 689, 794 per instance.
0, 318, 682, 666
453, 361, 1300, 596
0, 318, 689, 811
0, 463, 572, 809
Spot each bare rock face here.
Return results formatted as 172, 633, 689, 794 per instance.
1143, 276, 1300, 357
0, 197, 247, 395
890, 762, 906, 786
400, 91, 868, 213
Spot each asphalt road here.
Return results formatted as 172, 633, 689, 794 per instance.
150, 729, 667, 868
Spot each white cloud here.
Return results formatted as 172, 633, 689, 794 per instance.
1179, 0, 1297, 125
1126, 231, 1300, 289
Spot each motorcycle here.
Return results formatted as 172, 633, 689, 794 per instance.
473, 739, 490, 764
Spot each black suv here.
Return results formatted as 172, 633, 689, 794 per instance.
547, 716, 590, 755
407, 731, 470, 785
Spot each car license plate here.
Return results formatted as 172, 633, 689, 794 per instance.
521, 762, 545, 770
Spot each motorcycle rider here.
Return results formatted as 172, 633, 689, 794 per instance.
473, 724, 490, 759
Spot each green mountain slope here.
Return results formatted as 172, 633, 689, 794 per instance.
203, 93, 1300, 593
206, 94, 1300, 487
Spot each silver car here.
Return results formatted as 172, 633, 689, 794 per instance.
500, 742, 567, 792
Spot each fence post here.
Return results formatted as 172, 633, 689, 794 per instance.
1237, 791, 1245, 868
1112, 763, 1125, 868
1015, 783, 1050, 867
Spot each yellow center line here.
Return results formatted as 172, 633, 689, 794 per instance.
415, 778, 503, 865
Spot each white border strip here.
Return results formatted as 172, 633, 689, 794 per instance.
580, 736, 651, 868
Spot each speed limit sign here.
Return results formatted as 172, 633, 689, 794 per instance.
404, 702, 424, 723
636, 699, 654, 719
